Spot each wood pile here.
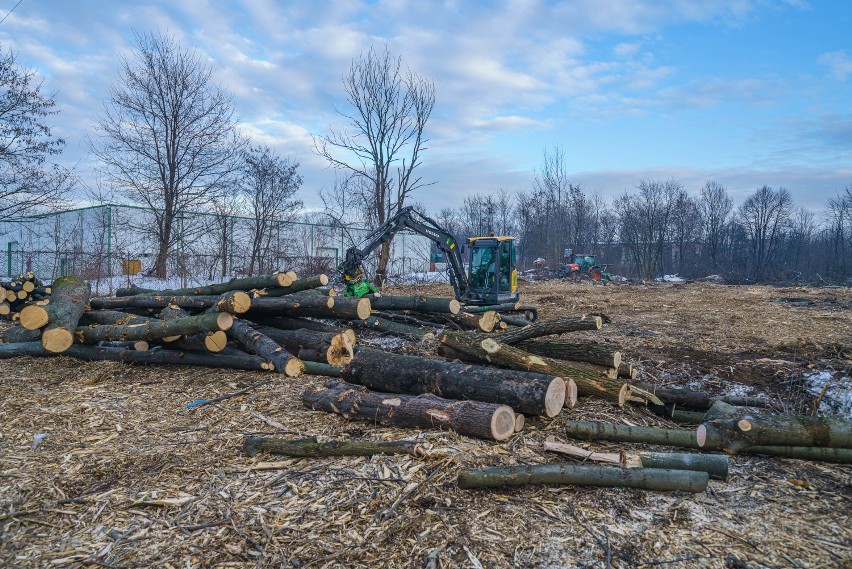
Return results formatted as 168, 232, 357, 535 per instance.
0, 272, 51, 323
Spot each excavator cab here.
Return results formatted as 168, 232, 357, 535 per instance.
466, 237, 519, 304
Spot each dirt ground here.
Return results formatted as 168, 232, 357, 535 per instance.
0, 281, 850, 568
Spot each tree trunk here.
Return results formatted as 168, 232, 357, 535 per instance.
341, 346, 565, 417
302, 380, 516, 441
439, 333, 578, 408
2, 325, 41, 343
255, 274, 329, 297
90, 291, 252, 314
493, 315, 602, 344
256, 325, 353, 366
350, 316, 435, 341
248, 293, 334, 315
564, 421, 701, 449
457, 463, 708, 492
302, 361, 343, 377
0, 341, 273, 370
369, 295, 461, 315
515, 339, 621, 368
697, 400, 852, 451
242, 436, 419, 457
115, 273, 293, 297
633, 451, 728, 481
228, 319, 304, 377
452, 311, 499, 332
41, 275, 91, 352
76, 311, 233, 344
288, 297, 371, 320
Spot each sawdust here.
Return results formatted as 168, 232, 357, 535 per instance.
0, 281, 850, 567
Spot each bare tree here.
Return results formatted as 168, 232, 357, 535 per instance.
670, 187, 702, 276
615, 179, 679, 279
0, 46, 74, 220
91, 31, 244, 278
239, 145, 303, 275
738, 185, 793, 279
314, 44, 435, 286
699, 181, 733, 272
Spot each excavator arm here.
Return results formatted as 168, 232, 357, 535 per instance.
339, 206, 471, 300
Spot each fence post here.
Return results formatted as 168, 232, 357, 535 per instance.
106, 205, 113, 294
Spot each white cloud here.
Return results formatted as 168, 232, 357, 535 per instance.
818, 50, 852, 81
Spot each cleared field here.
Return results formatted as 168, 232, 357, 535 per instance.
0, 281, 849, 567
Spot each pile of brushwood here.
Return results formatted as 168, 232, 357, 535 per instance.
1, 271, 850, 495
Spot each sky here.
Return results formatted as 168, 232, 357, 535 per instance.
2, 0, 851, 214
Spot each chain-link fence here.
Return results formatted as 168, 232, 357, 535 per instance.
0, 204, 435, 293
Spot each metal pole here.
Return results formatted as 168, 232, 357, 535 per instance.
106, 206, 113, 294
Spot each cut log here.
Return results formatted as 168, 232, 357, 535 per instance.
743, 446, 852, 464
302, 380, 517, 441
19, 303, 48, 330
648, 404, 707, 424
636, 452, 728, 481
41, 276, 91, 352
228, 319, 304, 377
457, 463, 708, 492
2, 325, 41, 343
369, 295, 460, 314
242, 436, 419, 457
115, 273, 293, 297
157, 305, 226, 352
633, 381, 773, 410
493, 315, 602, 345
250, 292, 334, 312
0, 342, 274, 370
90, 291, 251, 314
515, 339, 621, 368
302, 361, 343, 377
97, 340, 150, 351
496, 313, 534, 327
514, 413, 525, 432
464, 302, 520, 313
453, 310, 499, 332
564, 421, 701, 449
342, 346, 565, 417
697, 400, 852, 451
292, 296, 371, 320
76, 311, 233, 344
0, 301, 9, 317
543, 440, 623, 464
254, 274, 330, 297
447, 333, 626, 406
351, 316, 435, 341
256, 325, 353, 366
251, 315, 344, 335
618, 363, 637, 380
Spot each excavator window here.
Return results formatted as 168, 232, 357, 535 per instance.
499, 241, 513, 292
470, 245, 496, 291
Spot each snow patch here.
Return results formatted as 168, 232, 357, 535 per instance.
804, 370, 852, 418
657, 274, 686, 282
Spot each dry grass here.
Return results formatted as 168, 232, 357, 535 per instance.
0, 281, 850, 568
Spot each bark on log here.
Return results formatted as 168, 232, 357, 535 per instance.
618, 363, 637, 380
2, 325, 41, 343
254, 274, 329, 297
80, 309, 157, 326
515, 339, 621, 368
464, 302, 520, 313
342, 346, 565, 417
255, 325, 353, 366
0, 342, 274, 370
76, 311, 233, 344
564, 421, 701, 449
648, 404, 707, 424
493, 315, 602, 345
368, 295, 461, 314
633, 381, 773, 410
457, 464, 708, 492
497, 313, 534, 327
97, 340, 150, 351
302, 361, 343, 377
228, 319, 304, 377
453, 311, 499, 332
264, 296, 371, 320
698, 400, 852, 451
438, 333, 578, 408
250, 315, 343, 334
90, 291, 251, 314
302, 380, 517, 441
636, 452, 729, 481
115, 273, 293, 297
743, 446, 852, 464
41, 275, 91, 352
242, 436, 419, 457
159, 305, 227, 352
351, 316, 435, 341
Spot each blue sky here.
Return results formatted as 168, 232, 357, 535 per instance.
2, 0, 850, 213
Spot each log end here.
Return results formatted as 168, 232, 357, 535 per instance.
355, 298, 371, 320
514, 413, 525, 432
491, 405, 517, 441
480, 337, 499, 354
325, 297, 334, 309
318, 274, 329, 286
133, 340, 150, 351
696, 424, 708, 447
162, 335, 181, 343
284, 357, 306, 378
448, 299, 461, 315
327, 333, 355, 366
0, 303, 10, 316
563, 378, 578, 408
617, 383, 630, 408
216, 312, 235, 331
590, 315, 603, 329
19, 305, 49, 330
343, 328, 356, 347
205, 330, 228, 352
229, 291, 252, 314
286, 270, 298, 281
42, 328, 73, 353
479, 310, 498, 332
22, 281, 35, 293
275, 273, 294, 287
612, 350, 622, 369
544, 377, 567, 417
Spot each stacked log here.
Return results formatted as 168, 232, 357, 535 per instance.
1, 273, 51, 323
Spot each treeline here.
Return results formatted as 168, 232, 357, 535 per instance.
433, 150, 852, 282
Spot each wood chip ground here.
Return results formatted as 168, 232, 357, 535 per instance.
1, 281, 850, 567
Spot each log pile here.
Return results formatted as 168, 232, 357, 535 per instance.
0, 272, 51, 323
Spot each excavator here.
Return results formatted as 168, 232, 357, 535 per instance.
338, 206, 521, 306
